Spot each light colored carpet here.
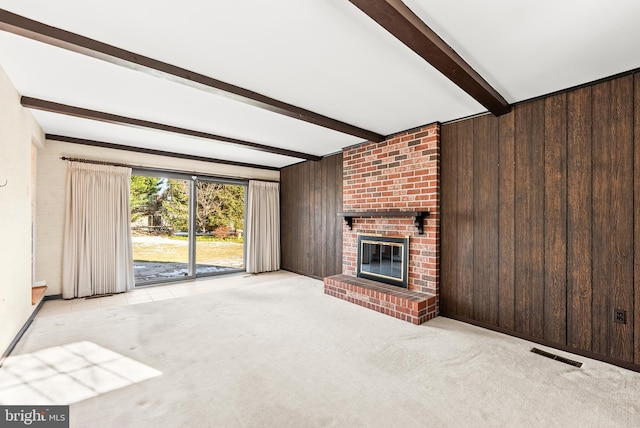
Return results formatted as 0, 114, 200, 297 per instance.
0, 341, 161, 405
3, 271, 640, 427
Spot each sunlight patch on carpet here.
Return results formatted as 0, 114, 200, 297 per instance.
0, 341, 161, 405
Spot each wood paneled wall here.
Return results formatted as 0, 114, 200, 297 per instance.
441, 72, 640, 369
280, 153, 343, 279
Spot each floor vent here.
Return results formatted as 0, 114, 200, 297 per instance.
531, 348, 583, 368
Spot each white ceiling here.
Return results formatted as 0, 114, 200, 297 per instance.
1, 0, 639, 169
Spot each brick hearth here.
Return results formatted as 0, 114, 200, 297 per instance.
324, 274, 437, 325
324, 123, 440, 324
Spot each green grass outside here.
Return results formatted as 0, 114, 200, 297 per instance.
133, 236, 244, 266
167, 235, 244, 243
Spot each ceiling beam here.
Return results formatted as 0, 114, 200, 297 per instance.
46, 135, 280, 171
22, 97, 321, 161
348, 0, 511, 116
0, 9, 385, 143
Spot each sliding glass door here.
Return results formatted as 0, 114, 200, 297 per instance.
195, 181, 245, 275
130, 172, 246, 285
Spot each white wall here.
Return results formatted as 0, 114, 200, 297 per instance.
0, 66, 45, 355
36, 140, 280, 296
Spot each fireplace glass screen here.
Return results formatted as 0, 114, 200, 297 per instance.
357, 235, 409, 288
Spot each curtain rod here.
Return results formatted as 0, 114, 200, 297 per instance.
60, 156, 131, 168
59, 156, 279, 183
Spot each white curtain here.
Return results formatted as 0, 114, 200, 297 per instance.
62, 162, 134, 298
246, 180, 280, 273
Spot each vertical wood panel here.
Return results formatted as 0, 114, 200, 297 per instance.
297, 162, 306, 271
514, 100, 545, 337
592, 77, 634, 361
543, 93, 568, 344
302, 161, 312, 275
439, 72, 639, 368
609, 76, 634, 361
330, 154, 343, 275
473, 115, 499, 324
312, 160, 322, 277
567, 86, 593, 351
440, 122, 458, 315
457, 120, 475, 318
280, 166, 292, 269
319, 157, 328, 277
280, 154, 343, 278
292, 162, 305, 272
498, 111, 516, 330
590, 80, 610, 357
635, 73, 640, 365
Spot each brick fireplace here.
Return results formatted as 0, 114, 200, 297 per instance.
324, 123, 440, 324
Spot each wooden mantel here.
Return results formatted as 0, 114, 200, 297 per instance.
337, 211, 430, 234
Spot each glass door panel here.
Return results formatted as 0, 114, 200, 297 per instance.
131, 177, 191, 283
195, 182, 245, 276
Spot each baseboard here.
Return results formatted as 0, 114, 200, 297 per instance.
441, 313, 640, 373
281, 268, 323, 280
0, 299, 46, 368
44, 294, 62, 301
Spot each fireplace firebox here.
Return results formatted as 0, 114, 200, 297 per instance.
357, 234, 409, 288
